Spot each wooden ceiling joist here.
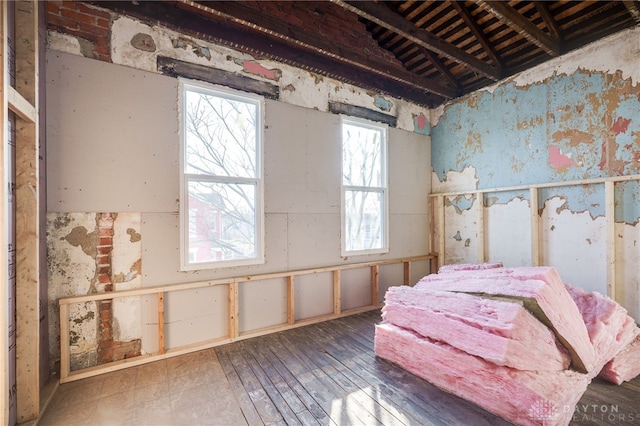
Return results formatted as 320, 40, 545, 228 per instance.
332, 0, 501, 81
86, 0, 638, 107
449, 1, 503, 71
622, 0, 640, 23
476, 0, 561, 57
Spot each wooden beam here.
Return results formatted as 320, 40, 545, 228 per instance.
437, 196, 445, 268
157, 293, 165, 354
14, 0, 40, 421
529, 187, 541, 266
476, 1, 560, 57
58, 304, 70, 383
450, 1, 504, 71
57, 255, 438, 382
622, 0, 640, 23
476, 192, 485, 263
7, 87, 36, 123
92, 1, 449, 105
429, 174, 640, 198
0, 1, 9, 422
328, 101, 397, 127
157, 56, 280, 100
228, 282, 239, 339
403, 261, 411, 286
533, 2, 563, 41
334, 0, 500, 81
416, 46, 460, 93
286, 276, 295, 325
605, 181, 616, 300
333, 271, 341, 315
371, 265, 379, 305
182, 0, 457, 100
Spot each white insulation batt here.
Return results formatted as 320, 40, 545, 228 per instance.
375, 264, 640, 426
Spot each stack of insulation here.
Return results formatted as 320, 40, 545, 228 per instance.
374, 264, 640, 426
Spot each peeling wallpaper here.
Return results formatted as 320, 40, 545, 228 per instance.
432, 69, 639, 217
430, 27, 640, 320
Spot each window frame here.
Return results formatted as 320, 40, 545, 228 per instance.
340, 116, 389, 257
179, 79, 265, 271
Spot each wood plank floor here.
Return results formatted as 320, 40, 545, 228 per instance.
39, 309, 639, 425
215, 309, 640, 426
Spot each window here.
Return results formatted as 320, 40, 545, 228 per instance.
180, 81, 264, 270
341, 117, 388, 255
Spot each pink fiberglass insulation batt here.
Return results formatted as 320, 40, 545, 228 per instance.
382, 285, 570, 371
565, 284, 639, 378
375, 322, 590, 426
414, 266, 595, 373
599, 335, 640, 384
438, 262, 504, 273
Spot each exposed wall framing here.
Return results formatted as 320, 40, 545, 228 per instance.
1, 0, 42, 423
58, 254, 437, 383
429, 174, 640, 304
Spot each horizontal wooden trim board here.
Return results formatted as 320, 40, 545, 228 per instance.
429, 173, 640, 197
59, 254, 437, 383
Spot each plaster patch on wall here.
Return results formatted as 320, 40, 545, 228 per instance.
374, 96, 393, 112
172, 37, 211, 60
512, 27, 640, 88
47, 212, 143, 370
103, 16, 427, 132
431, 166, 479, 193
130, 33, 156, 52
46, 30, 83, 56
445, 194, 474, 213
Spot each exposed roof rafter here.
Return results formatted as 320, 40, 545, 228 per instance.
83, 0, 638, 108
476, 0, 561, 57
332, 0, 501, 81
622, 0, 640, 23
450, 1, 503, 72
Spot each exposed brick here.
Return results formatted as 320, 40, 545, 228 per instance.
96, 17, 110, 29
61, 7, 97, 25
93, 41, 111, 56
76, 2, 113, 20
98, 228, 114, 237
98, 236, 112, 246
61, 1, 78, 11
98, 274, 112, 284
46, 3, 61, 15
47, 14, 80, 31
78, 21, 110, 38
97, 245, 113, 255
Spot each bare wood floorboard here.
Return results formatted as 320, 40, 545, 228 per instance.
216, 310, 640, 426
39, 309, 640, 425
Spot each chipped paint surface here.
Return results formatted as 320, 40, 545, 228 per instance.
413, 112, 430, 135
374, 96, 393, 112
103, 16, 428, 132
431, 28, 640, 320
433, 69, 639, 217
47, 212, 142, 369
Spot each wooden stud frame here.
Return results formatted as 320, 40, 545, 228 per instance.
1, 0, 41, 422
59, 255, 437, 383
429, 174, 640, 287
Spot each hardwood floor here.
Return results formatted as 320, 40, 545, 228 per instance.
216, 310, 640, 426
39, 309, 640, 425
